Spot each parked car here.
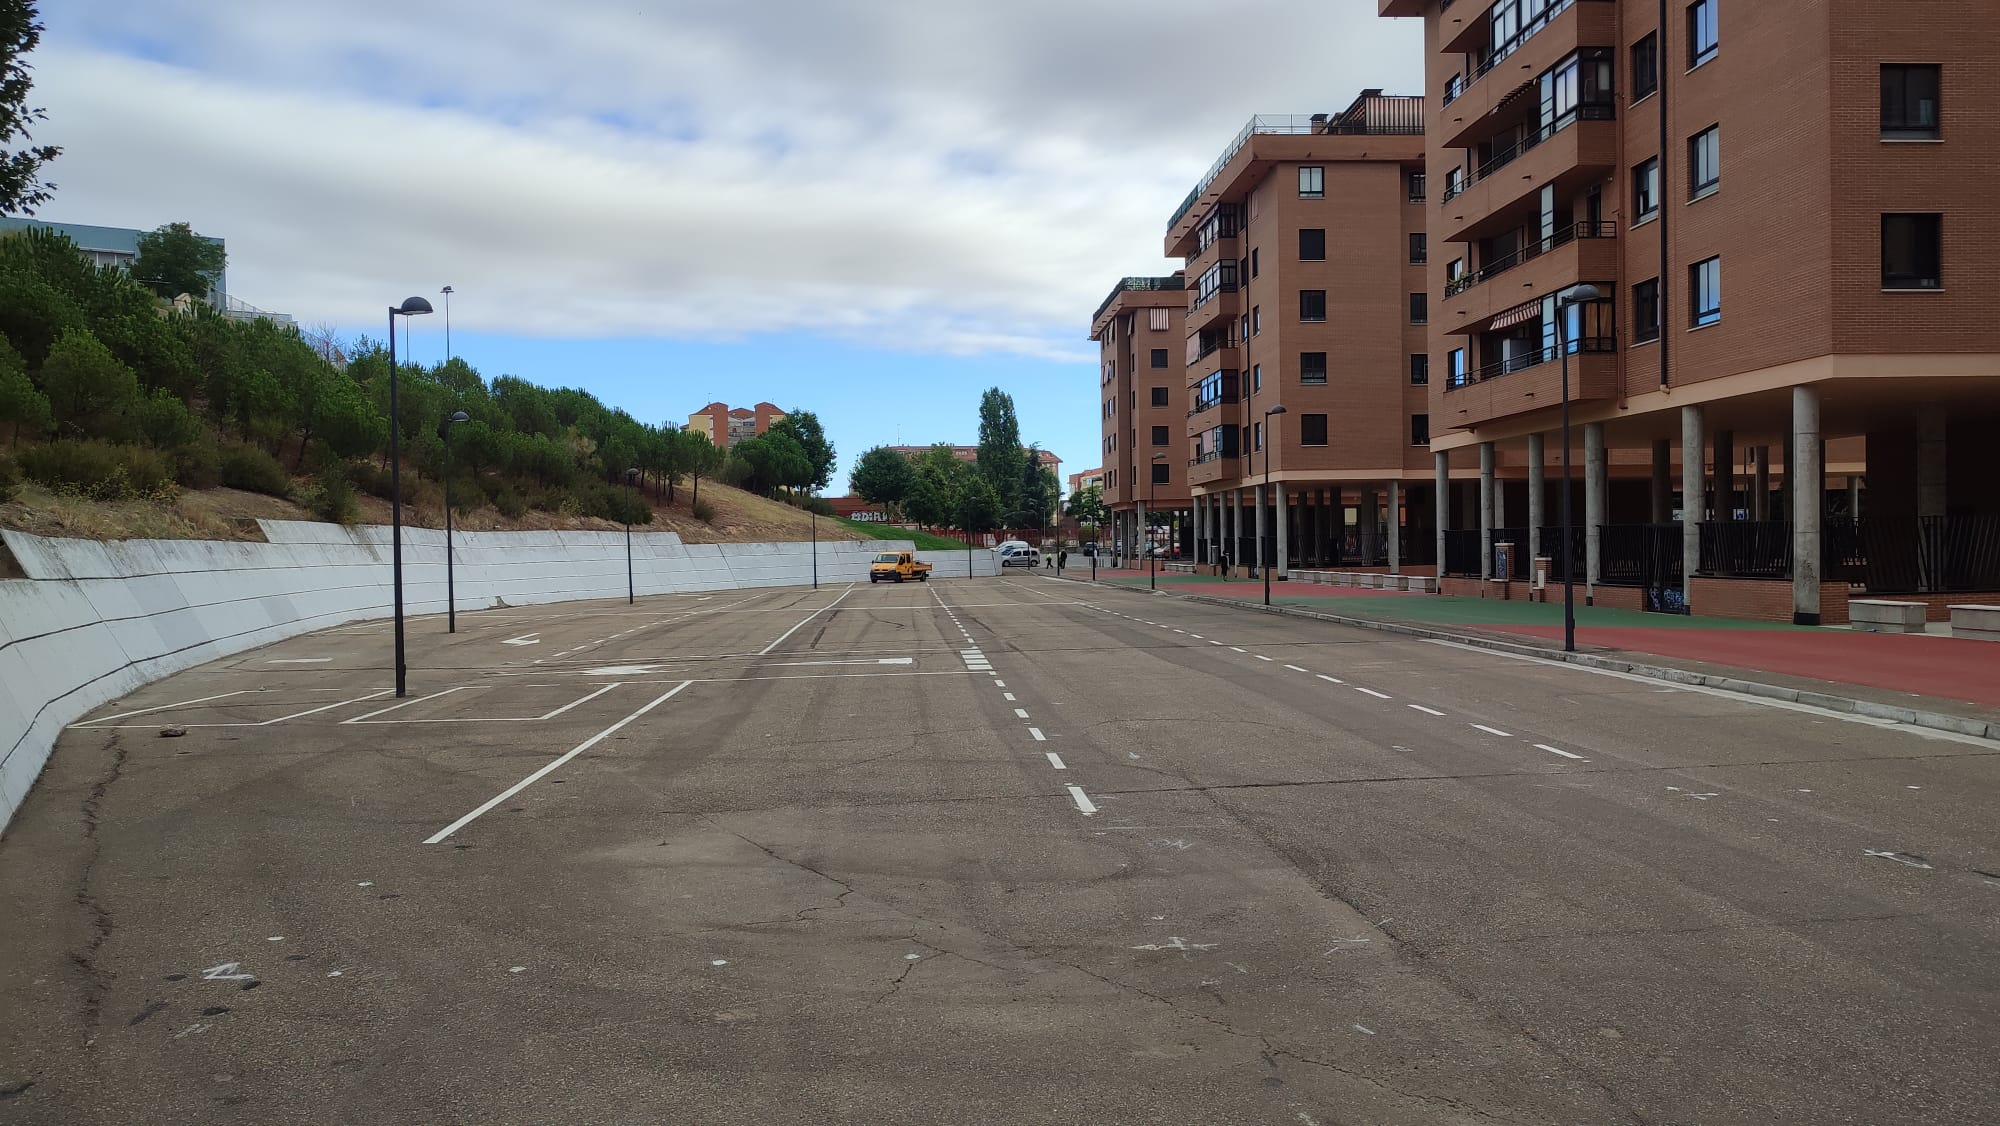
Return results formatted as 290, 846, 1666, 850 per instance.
999, 545, 1040, 568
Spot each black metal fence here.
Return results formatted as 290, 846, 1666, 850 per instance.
1697, 521, 1792, 579
1600, 524, 1684, 589
1443, 530, 1482, 577
1853, 514, 2000, 593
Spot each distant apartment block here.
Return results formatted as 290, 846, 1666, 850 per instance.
883, 445, 1062, 471
688, 402, 786, 450
1381, 0, 2000, 622
0, 217, 293, 324
1067, 467, 1107, 495
1090, 275, 1190, 559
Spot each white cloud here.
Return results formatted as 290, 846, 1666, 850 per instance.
33, 0, 1421, 357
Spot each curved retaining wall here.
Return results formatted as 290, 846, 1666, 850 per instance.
0, 520, 994, 831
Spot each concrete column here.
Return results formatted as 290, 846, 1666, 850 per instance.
1847, 476, 1861, 519
1917, 402, 1948, 519
1434, 451, 1450, 579
1303, 491, 1317, 568
1753, 446, 1771, 521
1280, 486, 1295, 577
1494, 471, 1508, 532
1714, 429, 1734, 520
1388, 481, 1403, 574
1792, 387, 1822, 624
1223, 491, 1236, 567
1527, 433, 1546, 562
1192, 496, 1205, 563
1479, 442, 1496, 580
1253, 484, 1268, 575
1651, 439, 1672, 523
1136, 499, 1148, 566
1682, 405, 1704, 610
1585, 421, 1607, 599
1360, 486, 1378, 564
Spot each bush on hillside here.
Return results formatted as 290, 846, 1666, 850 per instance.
587, 483, 652, 526
803, 495, 835, 517
306, 459, 359, 525
16, 440, 173, 500
491, 483, 527, 519
691, 497, 717, 524
0, 453, 19, 503
218, 444, 292, 498
173, 442, 222, 490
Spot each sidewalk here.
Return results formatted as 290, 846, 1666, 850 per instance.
1063, 566, 2000, 722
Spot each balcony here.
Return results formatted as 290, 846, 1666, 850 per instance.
1185, 284, 1241, 335
1092, 275, 1185, 326
1438, 339, 1616, 430
1439, 105, 1617, 243
1187, 449, 1242, 487
1442, 221, 1619, 332
1438, 1, 1617, 149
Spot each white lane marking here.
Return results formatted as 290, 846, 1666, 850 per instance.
1536, 743, 1588, 760
72, 690, 252, 726
1066, 785, 1098, 815
1317, 674, 1345, 685
539, 683, 622, 719
1353, 1024, 1375, 1036
1191, 634, 1203, 639
343, 686, 477, 723
993, 680, 1006, 688
424, 681, 695, 844
1471, 724, 1514, 737
1045, 752, 1067, 770
1284, 664, 1309, 673
1028, 728, 1047, 741
1173, 629, 1186, 634
501, 634, 541, 646
266, 658, 333, 665
1003, 692, 1016, 701
1013, 708, 1030, 719
757, 586, 855, 655
1408, 705, 1446, 717
767, 658, 915, 667
1864, 849, 1934, 870
1255, 655, 1274, 662
1353, 687, 1393, 700
1230, 646, 1248, 653
257, 689, 395, 725
584, 665, 659, 675
1208, 640, 1223, 646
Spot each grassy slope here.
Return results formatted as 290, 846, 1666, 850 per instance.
832, 518, 968, 552
0, 478, 869, 546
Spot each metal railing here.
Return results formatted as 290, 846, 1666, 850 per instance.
1444, 221, 1618, 298
1698, 521, 1792, 579
1599, 523, 1684, 589
1474, 101, 1615, 182
1189, 449, 1237, 466
1854, 514, 2000, 593
1468, 1, 1614, 89
1186, 394, 1237, 416
1167, 115, 1323, 232
1465, 336, 1614, 383
1092, 275, 1185, 323
1443, 530, 1483, 577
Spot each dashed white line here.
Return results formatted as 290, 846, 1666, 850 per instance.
1284, 664, 1308, 673
1352, 687, 1393, 700
1045, 752, 1067, 770
1028, 728, 1047, 742
1255, 655, 1274, 662
993, 680, 1006, 688
1536, 743, 1588, 760
1013, 708, 1030, 719
1316, 674, 1345, 685
1066, 785, 1098, 815
1408, 705, 1446, 717
1003, 692, 1016, 701
1471, 724, 1514, 738
1230, 647, 1247, 653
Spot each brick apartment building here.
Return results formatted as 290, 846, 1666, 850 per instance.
1090, 278, 1191, 561
1160, 91, 1432, 575
1381, 0, 2000, 621
687, 402, 786, 451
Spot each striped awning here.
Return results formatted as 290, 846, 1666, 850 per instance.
1492, 298, 1544, 329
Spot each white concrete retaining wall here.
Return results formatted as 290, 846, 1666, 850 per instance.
0, 520, 996, 832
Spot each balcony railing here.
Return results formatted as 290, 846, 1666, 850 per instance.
1474, 101, 1614, 181
1168, 115, 1324, 232
1092, 275, 1185, 323
1190, 449, 1238, 466
1187, 393, 1238, 416
1189, 279, 1239, 311
1445, 220, 1618, 298
1458, 336, 1614, 385
1187, 333, 1239, 365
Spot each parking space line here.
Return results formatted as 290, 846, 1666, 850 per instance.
343, 686, 479, 724
71, 690, 253, 727
423, 680, 695, 844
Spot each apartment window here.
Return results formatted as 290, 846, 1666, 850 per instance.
1300, 352, 1328, 384
1298, 166, 1324, 198
1253, 363, 1262, 392
1410, 354, 1430, 385
1407, 170, 1426, 203
1301, 414, 1329, 446
1150, 348, 1169, 369
1688, 126, 1719, 197
1409, 293, 1428, 325
1687, 0, 1717, 68
1252, 306, 1262, 335
1632, 33, 1658, 101
1882, 213, 1942, 290
1881, 65, 1940, 139
1149, 307, 1171, 331
1299, 228, 1326, 261
1151, 386, 1169, 407
1634, 278, 1661, 343
1411, 414, 1431, 447
1240, 314, 1250, 340
1409, 233, 1427, 264
1253, 421, 1263, 451
1691, 256, 1721, 326
1151, 462, 1170, 485
1251, 247, 1261, 277
1152, 425, 1170, 446
1447, 348, 1467, 388
1634, 157, 1660, 219
1299, 290, 1326, 322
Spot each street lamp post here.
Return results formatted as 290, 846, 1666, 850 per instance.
1556, 284, 1600, 653
386, 296, 434, 697
623, 467, 641, 605
811, 502, 819, 590
1148, 453, 1167, 591
440, 286, 454, 361
1263, 404, 1287, 607
440, 410, 469, 633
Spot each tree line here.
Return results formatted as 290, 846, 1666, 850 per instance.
0, 225, 835, 524
847, 387, 1061, 537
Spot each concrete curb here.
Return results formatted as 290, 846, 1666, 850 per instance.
1050, 575, 2000, 742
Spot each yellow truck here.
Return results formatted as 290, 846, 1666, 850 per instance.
868, 551, 933, 583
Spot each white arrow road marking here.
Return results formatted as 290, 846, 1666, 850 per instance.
502, 634, 541, 646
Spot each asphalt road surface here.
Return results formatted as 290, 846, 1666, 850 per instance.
2, 575, 1996, 1125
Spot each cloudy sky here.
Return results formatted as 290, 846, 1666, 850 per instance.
32, 0, 1420, 486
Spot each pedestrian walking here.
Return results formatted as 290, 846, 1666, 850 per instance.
1218, 549, 1231, 581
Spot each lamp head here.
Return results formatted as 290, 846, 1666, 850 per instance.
440, 286, 454, 296
624, 467, 641, 483
393, 296, 434, 317
447, 410, 469, 425
1266, 404, 1287, 416
1559, 283, 1600, 304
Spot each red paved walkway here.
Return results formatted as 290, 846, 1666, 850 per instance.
1503, 625, 2000, 709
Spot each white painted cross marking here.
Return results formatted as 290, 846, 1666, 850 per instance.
501, 634, 541, 646
1003, 692, 1016, 701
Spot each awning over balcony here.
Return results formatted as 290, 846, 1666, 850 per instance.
1493, 298, 1542, 329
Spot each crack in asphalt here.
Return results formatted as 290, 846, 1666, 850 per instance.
71, 731, 128, 1041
